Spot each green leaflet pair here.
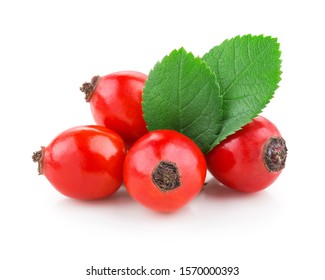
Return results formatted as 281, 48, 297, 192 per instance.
142, 35, 282, 154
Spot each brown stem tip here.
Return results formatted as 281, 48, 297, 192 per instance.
152, 160, 181, 192
263, 137, 287, 172
80, 75, 100, 101
32, 147, 44, 175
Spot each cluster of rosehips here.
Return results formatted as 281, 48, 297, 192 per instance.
33, 71, 287, 212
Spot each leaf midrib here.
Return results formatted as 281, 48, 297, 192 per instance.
177, 50, 184, 130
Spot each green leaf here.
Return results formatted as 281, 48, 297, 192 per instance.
202, 35, 282, 146
142, 48, 223, 154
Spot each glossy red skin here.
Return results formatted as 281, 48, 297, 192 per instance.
206, 116, 282, 193
89, 71, 148, 147
41, 125, 126, 200
123, 130, 207, 212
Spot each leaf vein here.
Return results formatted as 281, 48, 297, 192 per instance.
223, 42, 275, 96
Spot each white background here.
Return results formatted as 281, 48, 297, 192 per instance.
1, 0, 324, 279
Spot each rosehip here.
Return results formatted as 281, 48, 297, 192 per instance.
206, 116, 287, 192
32, 125, 126, 199
80, 71, 148, 147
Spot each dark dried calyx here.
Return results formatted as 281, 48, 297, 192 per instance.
32, 148, 44, 175
80, 75, 100, 101
152, 161, 181, 192
263, 137, 287, 172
